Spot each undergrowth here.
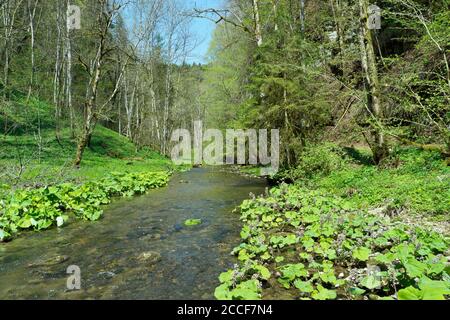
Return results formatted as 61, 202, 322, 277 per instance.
215, 144, 450, 300
215, 184, 449, 300
0, 171, 170, 242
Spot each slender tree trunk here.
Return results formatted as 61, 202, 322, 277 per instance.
272, 0, 278, 32
2, 0, 23, 97
74, 64, 101, 167
330, 0, 346, 76
2, 3, 10, 94
54, 1, 63, 140
118, 88, 122, 135
127, 74, 138, 139
359, 0, 388, 164
74, 0, 125, 166
252, 0, 263, 47
300, 0, 306, 35
149, 63, 159, 146
65, 0, 74, 138
163, 64, 171, 154
26, 0, 39, 102
74, 25, 105, 166
124, 72, 130, 137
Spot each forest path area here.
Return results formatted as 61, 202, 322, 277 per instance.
0, 168, 267, 299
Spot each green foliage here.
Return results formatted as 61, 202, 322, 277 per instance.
0, 95, 175, 243
360, 275, 381, 290
0, 91, 174, 186
398, 277, 450, 300
311, 285, 337, 301
270, 234, 298, 248
308, 147, 450, 216
215, 168, 450, 300
286, 144, 348, 180
215, 268, 262, 300
278, 263, 308, 288
184, 219, 202, 226
0, 171, 170, 241
352, 247, 372, 262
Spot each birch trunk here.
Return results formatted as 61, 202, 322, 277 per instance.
2, 0, 23, 97
54, 1, 63, 139
252, 0, 263, 47
65, 0, 74, 137
300, 0, 305, 35
74, 1, 123, 166
26, 0, 39, 102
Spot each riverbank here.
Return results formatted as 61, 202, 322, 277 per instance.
0, 97, 178, 242
0, 167, 267, 299
215, 145, 450, 300
0, 171, 171, 242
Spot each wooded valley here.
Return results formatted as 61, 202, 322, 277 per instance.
0, 0, 449, 302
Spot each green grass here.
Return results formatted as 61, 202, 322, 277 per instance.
244, 144, 449, 219
0, 95, 172, 188
0, 92, 175, 241
308, 147, 450, 218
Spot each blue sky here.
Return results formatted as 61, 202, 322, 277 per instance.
123, 0, 225, 65
185, 0, 225, 64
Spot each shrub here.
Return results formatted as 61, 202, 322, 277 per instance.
289, 143, 347, 180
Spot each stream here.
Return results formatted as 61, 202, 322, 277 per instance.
0, 167, 267, 299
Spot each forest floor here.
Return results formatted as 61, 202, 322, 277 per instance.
242, 145, 449, 228
216, 145, 450, 300
0, 125, 172, 188
0, 94, 176, 241
0, 93, 173, 189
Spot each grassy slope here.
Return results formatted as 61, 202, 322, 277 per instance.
0, 93, 175, 241
309, 147, 450, 221
242, 145, 449, 222
0, 94, 172, 188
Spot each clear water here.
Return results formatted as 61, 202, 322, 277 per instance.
0, 167, 267, 300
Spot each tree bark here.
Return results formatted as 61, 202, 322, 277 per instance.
2, 0, 23, 96
330, 0, 346, 76
65, 0, 74, 138
300, 0, 305, 35
359, 0, 388, 164
54, 1, 63, 141
26, 0, 39, 102
74, 0, 119, 166
252, 0, 263, 47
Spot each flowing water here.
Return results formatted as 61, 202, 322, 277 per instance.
0, 167, 267, 300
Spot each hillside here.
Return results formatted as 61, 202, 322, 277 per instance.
0, 92, 172, 189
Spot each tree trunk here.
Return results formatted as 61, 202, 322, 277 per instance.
26, 0, 39, 102
74, 124, 93, 167
65, 0, 74, 138
252, 0, 263, 47
74, 0, 125, 166
2, 0, 23, 97
54, 1, 63, 141
330, 0, 346, 76
359, 0, 388, 164
300, 0, 306, 35
272, 0, 278, 32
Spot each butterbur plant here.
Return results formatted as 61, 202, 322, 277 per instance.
0, 171, 170, 241
215, 184, 450, 300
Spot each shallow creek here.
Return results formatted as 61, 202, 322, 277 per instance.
0, 167, 267, 299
